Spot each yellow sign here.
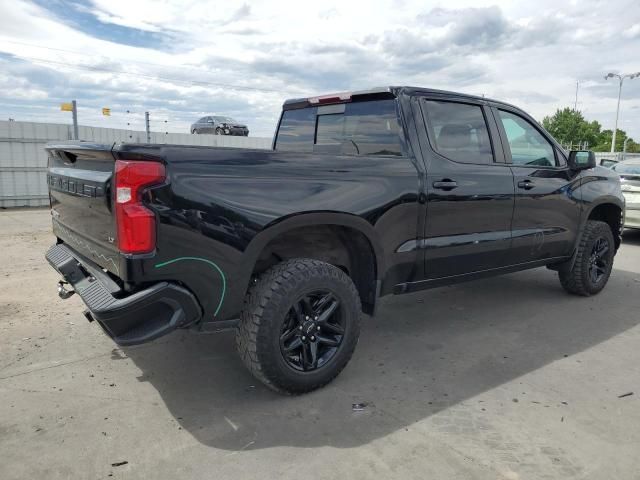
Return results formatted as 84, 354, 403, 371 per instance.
102, 108, 111, 116
60, 102, 73, 112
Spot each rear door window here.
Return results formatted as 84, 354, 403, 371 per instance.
423, 100, 494, 164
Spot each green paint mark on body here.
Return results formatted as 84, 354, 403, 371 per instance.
154, 256, 226, 316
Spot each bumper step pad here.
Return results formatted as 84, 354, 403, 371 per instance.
46, 244, 201, 346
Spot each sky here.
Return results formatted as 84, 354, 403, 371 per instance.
0, 0, 639, 140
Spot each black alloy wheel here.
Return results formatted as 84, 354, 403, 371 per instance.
588, 236, 610, 285
236, 258, 361, 394
559, 219, 615, 296
279, 291, 345, 372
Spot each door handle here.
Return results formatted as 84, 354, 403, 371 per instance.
517, 180, 535, 190
433, 179, 458, 190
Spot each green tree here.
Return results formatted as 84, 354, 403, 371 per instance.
542, 107, 638, 152
541, 108, 602, 148
592, 129, 640, 153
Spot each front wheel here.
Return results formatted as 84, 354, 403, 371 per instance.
215, 127, 223, 135
559, 220, 615, 296
236, 259, 361, 394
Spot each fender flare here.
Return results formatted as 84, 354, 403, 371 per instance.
582, 196, 625, 219
563, 197, 625, 271
578, 196, 625, 242
242, 212, 386, 280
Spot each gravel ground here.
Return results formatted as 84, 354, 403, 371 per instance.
1, 208, 639, 480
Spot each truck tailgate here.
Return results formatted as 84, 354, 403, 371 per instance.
46, 143, 119, 275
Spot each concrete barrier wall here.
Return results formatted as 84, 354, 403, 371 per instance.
0, 120, 272, 207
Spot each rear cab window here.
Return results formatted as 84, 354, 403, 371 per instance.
275, 99, 404, 156
274, 108, 316, 152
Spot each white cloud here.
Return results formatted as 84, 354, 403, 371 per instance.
0, 0, 638, 140
623, 24, 640, 39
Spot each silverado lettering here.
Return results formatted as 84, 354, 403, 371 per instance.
48, 174, 105, 198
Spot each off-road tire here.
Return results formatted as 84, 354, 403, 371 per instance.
559, 220, 615, 296
236, 259, 361, 394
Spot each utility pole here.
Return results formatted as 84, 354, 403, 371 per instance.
612, 77, 622, 154
605, 72, 640, 153
71, 100, 79, 140
623, 137, 631, 160
574, 81, 579, 111
145, 111, 151, 143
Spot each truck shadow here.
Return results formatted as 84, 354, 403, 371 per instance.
124, 266, 640, 451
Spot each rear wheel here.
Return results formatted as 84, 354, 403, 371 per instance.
236, 259, 361, 394
559, 220, 615, 296
191, 129, 198, 134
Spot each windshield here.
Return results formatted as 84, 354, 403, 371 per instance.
613, 163, 640, 175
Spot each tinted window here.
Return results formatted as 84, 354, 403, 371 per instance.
198, 117, 208, 123
498, 110, 556, 167
612, 163, 640, 175
315, 100, 403, 156
424, 100, 494, 164
275, 99, 403, 156
275, 107, 316, 152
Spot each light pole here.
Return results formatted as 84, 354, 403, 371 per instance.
604, 72, 640, 153
623, 137, 631, 160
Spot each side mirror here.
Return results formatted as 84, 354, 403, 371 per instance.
568, 150, 596, 170
599, 158, 618, 168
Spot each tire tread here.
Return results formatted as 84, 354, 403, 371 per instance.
236, 258, 361, 394
559, 220, 614, 296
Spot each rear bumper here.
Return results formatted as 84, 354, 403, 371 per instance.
46, 243, 202, 346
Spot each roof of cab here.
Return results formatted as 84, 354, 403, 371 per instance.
282, 86, 517, 111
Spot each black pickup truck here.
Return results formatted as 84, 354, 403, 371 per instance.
45, 86, 625, 394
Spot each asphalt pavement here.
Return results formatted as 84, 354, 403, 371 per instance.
1, 208, 639, 480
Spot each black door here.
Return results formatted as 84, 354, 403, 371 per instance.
492, 107, 581, 263
420, 98, 515, 279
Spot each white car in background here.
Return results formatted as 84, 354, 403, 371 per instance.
613, 160, 640, 229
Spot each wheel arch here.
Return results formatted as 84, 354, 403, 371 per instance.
243, 212, 385, 315
584, 199, 624, 250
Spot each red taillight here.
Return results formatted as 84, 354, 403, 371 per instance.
114, 160, 165, 254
